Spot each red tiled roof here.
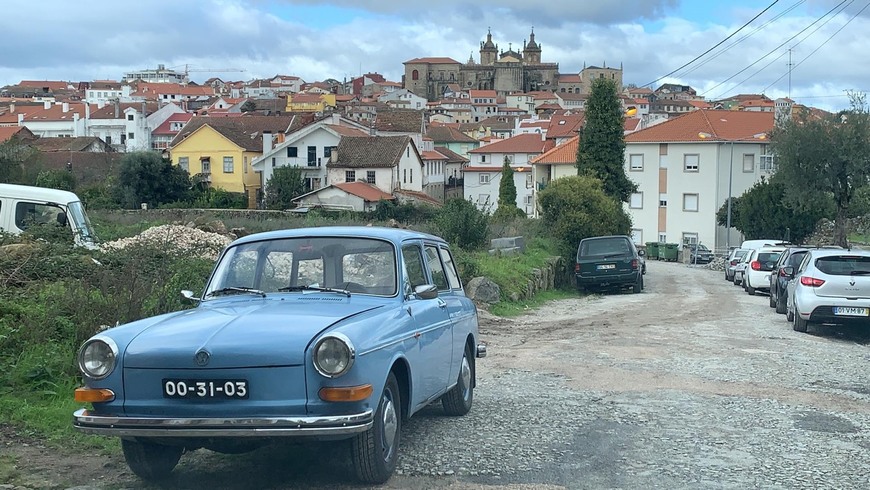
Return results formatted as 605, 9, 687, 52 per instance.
90, 102, 158, 119
404, 57, 461, 64
421, 150, 446, 160
559, 74, 582, 83
625, 109, 774, 143
433, 146, 469, 164
469, 133, 549, 154
0, 103, 89, 123
0, 126, 34, 142
334, 182, 395, 202
325, 124, 368, 137
531, 135, 578, 165
624, 119, 641, 131
546, 114, 585, 138
151, 113, 193, 135
394, 189, 442, 206
18, 80, 69, 91
687, 100, 711, 109
291, 93, 328, 103
469, 90, 497, 98
742, 99, 775, 107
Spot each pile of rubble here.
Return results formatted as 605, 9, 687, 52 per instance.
102, 223, 232, 260
703, 256, 727, 271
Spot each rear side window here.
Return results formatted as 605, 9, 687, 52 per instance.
439, 247, 462, 290
424, 245, 450, 291
579, 238, 630, 257
815, 256, 870, 275
787, 251, 807, 267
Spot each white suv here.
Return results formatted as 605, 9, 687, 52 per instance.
743, 246, 785, 295
786, 249, 870, 332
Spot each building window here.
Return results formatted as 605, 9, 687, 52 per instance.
760, 155, 776, 173
201, 158, 211, 174
287, 147, 298, 158
412, 70, 419, 81
410, 169, 413, 183
324, 146, 335, 159
629, 154, 644, 171
272, 157, 276, 168
403, 169, 407, 183
659, 143, 668, 155
223, 156, 234, 173
659, 193, 667, 207
481, 155, 487, 163
742, 153, 755, 172
127, 114, 134, 121
345, 170, 355, 183
479, 174, 490, 184
658, 233, 667, 243
683, 193, 699, 212
367, 171, 376, 184
630, 192, 643, 209
682, 232, 698, 246
478, 194, 489, 205
631, 228, 643, 245
683, 154, 699, 172
178, 157, 189, 172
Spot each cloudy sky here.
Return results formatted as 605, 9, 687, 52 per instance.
1, 0, 867, 110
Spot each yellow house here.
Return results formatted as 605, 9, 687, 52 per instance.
285, 93, 336, 113
169, 116, 296, 208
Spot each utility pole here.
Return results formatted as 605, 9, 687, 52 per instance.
787, 48, 793, 99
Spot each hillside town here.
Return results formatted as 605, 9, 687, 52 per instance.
0, 29, 826, 253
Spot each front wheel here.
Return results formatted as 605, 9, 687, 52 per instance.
352, 373, 401, 484
442, 344, 474, 416
122, 439, 183, 481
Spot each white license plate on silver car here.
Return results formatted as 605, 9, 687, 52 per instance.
832, 307, 869, 316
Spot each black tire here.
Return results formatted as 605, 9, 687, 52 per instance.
121, 439, 183, 481
786, 307, 794, 322
733, 275, 741, 286
352, 372, 401, 484
769, 290, 776, 307
775, 293, 787, 314
442, 344, 474, 416
632, 275, 642, 293
793, 312, 809, 332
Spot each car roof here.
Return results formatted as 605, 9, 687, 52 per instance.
756, 246, 786, 253
231, 226, 448, 247
806, 248, 870, 259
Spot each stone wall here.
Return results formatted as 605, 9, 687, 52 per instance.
466, 256, 566, 304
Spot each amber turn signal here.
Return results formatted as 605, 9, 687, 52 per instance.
319, 384, 373, 402
74, 387, 115, 403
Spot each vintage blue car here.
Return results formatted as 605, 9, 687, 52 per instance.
73, 226, 485, 484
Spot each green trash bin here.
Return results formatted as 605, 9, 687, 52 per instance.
661, 243, 679, 262
644, 242, 660, 260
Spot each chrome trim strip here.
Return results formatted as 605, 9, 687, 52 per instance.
73, 408, 373, 438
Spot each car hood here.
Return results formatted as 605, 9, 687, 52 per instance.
123, 298, 382, 369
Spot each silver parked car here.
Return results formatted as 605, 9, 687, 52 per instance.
725, 248, 750, 282
785, 249, 870, 332
732, 251, 753, 286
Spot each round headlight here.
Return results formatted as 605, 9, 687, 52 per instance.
77, 337, 118, 380
312, 334, 355, 378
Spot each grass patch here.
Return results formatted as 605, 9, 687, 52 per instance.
0, 453, 20, 485
849, 232, 870, 245
488, 288, 577, 317
468, 237, 563, 300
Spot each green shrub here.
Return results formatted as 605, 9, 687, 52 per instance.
435, 198, 489, 250
35, 169, 77, 191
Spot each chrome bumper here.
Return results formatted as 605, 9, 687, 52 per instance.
476, 343, 487, 358
73, 408, 373, 438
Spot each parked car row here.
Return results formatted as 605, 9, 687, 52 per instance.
728, 240, 870, 333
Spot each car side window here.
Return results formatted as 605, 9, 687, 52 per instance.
424, 244, 450, 291
439, 247, 462, 290
402, 244, 428, 290
797, 253, 811, 273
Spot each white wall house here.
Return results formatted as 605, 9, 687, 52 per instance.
88, 105, 153, 152
325, 135, 424, 195
85, 84, 132, 105
623, 110, 776, 252
464, 133, 549, 216
251, 115, 370, 193
379, 89, 427, 110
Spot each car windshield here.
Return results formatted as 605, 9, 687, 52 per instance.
815, 255, 870, 275
733, 249, 748, 259
205, 236, 398, 298
695, 245, 710, 252
579, 238, 630, 257
66, 201, 97, 243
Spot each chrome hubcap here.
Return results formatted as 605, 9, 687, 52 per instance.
459, 355, 471, 402
381, 391, 397, 459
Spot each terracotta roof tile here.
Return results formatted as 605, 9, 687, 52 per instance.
624, 119, 641, 131
394, 189, 442, 206
374, 109, 424, 133
625, 109, 774, 143
18, 80, 70, 91
404, 57, 461, 64
334, 182, 395, 202
152, 113, 193, 135
559, 74, 582, 83
170, 114, 312, 151
29, 136, 109, 152
433, 146, 469, 164
325, 124, 369, 137
532, 135, 578, 165
469, 133, 549, 154
327, 135, 413, 168
546, 114, 585, 138
90, 102, 158, 119
421, 150, 446, 160
0, 126, 35, 143
425, 125, 477, 143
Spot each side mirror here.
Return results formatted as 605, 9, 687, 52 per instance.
181, 290, 201, 302
414, 284, 439, 300
638, 249, 646, 257
56, 211, 68, 226
782, 266, 795, 277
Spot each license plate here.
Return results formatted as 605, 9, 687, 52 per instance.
832, 307, 869, 317
162, 379, 249, 399
597, 264, 616, 270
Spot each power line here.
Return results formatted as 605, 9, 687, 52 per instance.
678, 0, 806, 78
711, 0, 853, 99
761, 0, 870, 94
641, 0, 780, 88
700, 0, 851, 97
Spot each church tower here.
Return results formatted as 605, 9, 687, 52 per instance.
479, 28, 498, 65
524, 28, 541, 64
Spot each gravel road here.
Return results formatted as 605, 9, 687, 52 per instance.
4, 260, 869, 489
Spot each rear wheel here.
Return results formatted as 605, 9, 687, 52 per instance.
775, 293, 787, 314
442, 344, 474, 416
632, 275, 642, 293
122, 440, 183, 481
786, 306, 794, 322
793, 312, 809, 332
769, 290, 776, 307
352, 373, 401, 484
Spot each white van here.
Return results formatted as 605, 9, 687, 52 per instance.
740, 239, 791, 251
0, 183, 98, 248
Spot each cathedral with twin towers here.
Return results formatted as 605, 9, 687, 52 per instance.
403, 28, 623, 101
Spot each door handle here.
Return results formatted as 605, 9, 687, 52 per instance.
437, 299, 447, 309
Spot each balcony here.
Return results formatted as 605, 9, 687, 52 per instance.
446, 176, 464, 189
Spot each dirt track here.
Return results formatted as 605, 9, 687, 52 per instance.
2, 260, 868, 489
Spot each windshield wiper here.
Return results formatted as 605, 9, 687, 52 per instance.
278, 285, 351, 297
850, 270, 870, 275
206, 287, 266, 298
